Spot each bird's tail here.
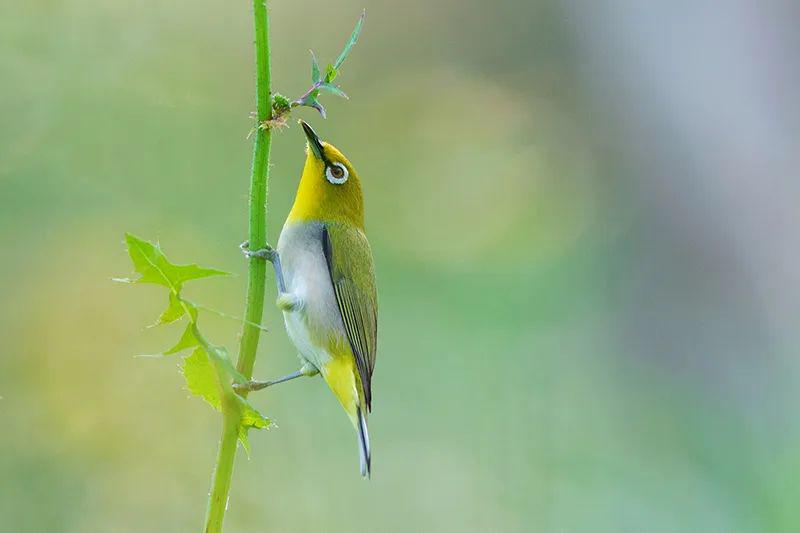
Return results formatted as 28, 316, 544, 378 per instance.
357, 406, 371, 478
320, 356, 371, 478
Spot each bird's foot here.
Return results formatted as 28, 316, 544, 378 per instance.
233, 379, 273, 392
233, 363, 318, 393
240, 240, 277, 262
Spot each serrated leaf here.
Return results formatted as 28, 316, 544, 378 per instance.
310, 50, 321, 83
238, 397, 270, 430
163, 323, 200, 355
318, 83, 348, 99
183, 347, 221, 410
182, 347, 270, 454
333, 10, 365, 70
324, 64, 337, 83
238, 425, 251, 455
236, 395, 270, 453
122, 233, 229, 292
122, 232, 271, 453
156, 292, 186, 325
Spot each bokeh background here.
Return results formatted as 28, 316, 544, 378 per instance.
2, 0, 800, 531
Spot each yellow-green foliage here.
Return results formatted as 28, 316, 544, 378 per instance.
116, 233, 270, 452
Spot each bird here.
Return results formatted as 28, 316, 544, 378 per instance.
239, 120, 377, 477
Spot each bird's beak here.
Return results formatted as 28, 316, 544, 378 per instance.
300, 120, 325, 161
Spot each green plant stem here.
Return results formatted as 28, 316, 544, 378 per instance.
204, 401, 240, 531
204, 0, 272, 531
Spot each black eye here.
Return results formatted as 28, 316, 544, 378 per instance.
330, 165, 344, 179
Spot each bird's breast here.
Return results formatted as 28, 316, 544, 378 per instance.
277, 221, 346, 364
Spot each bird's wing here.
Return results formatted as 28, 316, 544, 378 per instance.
322, 223, 378, 411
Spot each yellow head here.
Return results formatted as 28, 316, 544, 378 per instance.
287, 121, 365, 229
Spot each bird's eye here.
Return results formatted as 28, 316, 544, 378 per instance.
325, 163, 349, 185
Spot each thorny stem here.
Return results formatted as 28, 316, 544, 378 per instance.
204, 0, 272, 531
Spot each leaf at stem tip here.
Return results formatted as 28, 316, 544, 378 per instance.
310, 50, 321, 83
297, 92, 327, 118
333, 10, 365, 70
324, 64, 337, 83
318, 82, 348, 99
313, 100, 327, 119
121, 233, 229, 292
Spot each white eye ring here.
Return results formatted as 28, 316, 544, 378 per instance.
325, 163, 349, 185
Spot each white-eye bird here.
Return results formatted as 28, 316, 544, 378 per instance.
240, 120, 377, 477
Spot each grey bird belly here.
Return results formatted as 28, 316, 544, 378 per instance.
277, 220, 345, 370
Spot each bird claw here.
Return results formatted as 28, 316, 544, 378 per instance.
240, 240, 277, 262
233, 365, 315, 393
233, 379, 269, 392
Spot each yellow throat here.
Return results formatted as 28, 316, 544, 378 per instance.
287, 138, 365, 229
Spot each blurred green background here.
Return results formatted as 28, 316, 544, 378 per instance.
2, 0, 800, 531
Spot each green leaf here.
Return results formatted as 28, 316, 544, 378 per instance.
120, 233, 271, 454
156, 292, 187, 325
237, 397, 270, 430
236, 396, 270, 453
297, 90, 327, 118
182, 347, 271, 454
324, 64, 337, 83
318, 82, 348, 99
163, 323, 200, 355
333, 10, 365, 70
310, 50, 321, 83
183, 347, 221, 410
310, 99, 327, 118
120, 233, 229, 292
